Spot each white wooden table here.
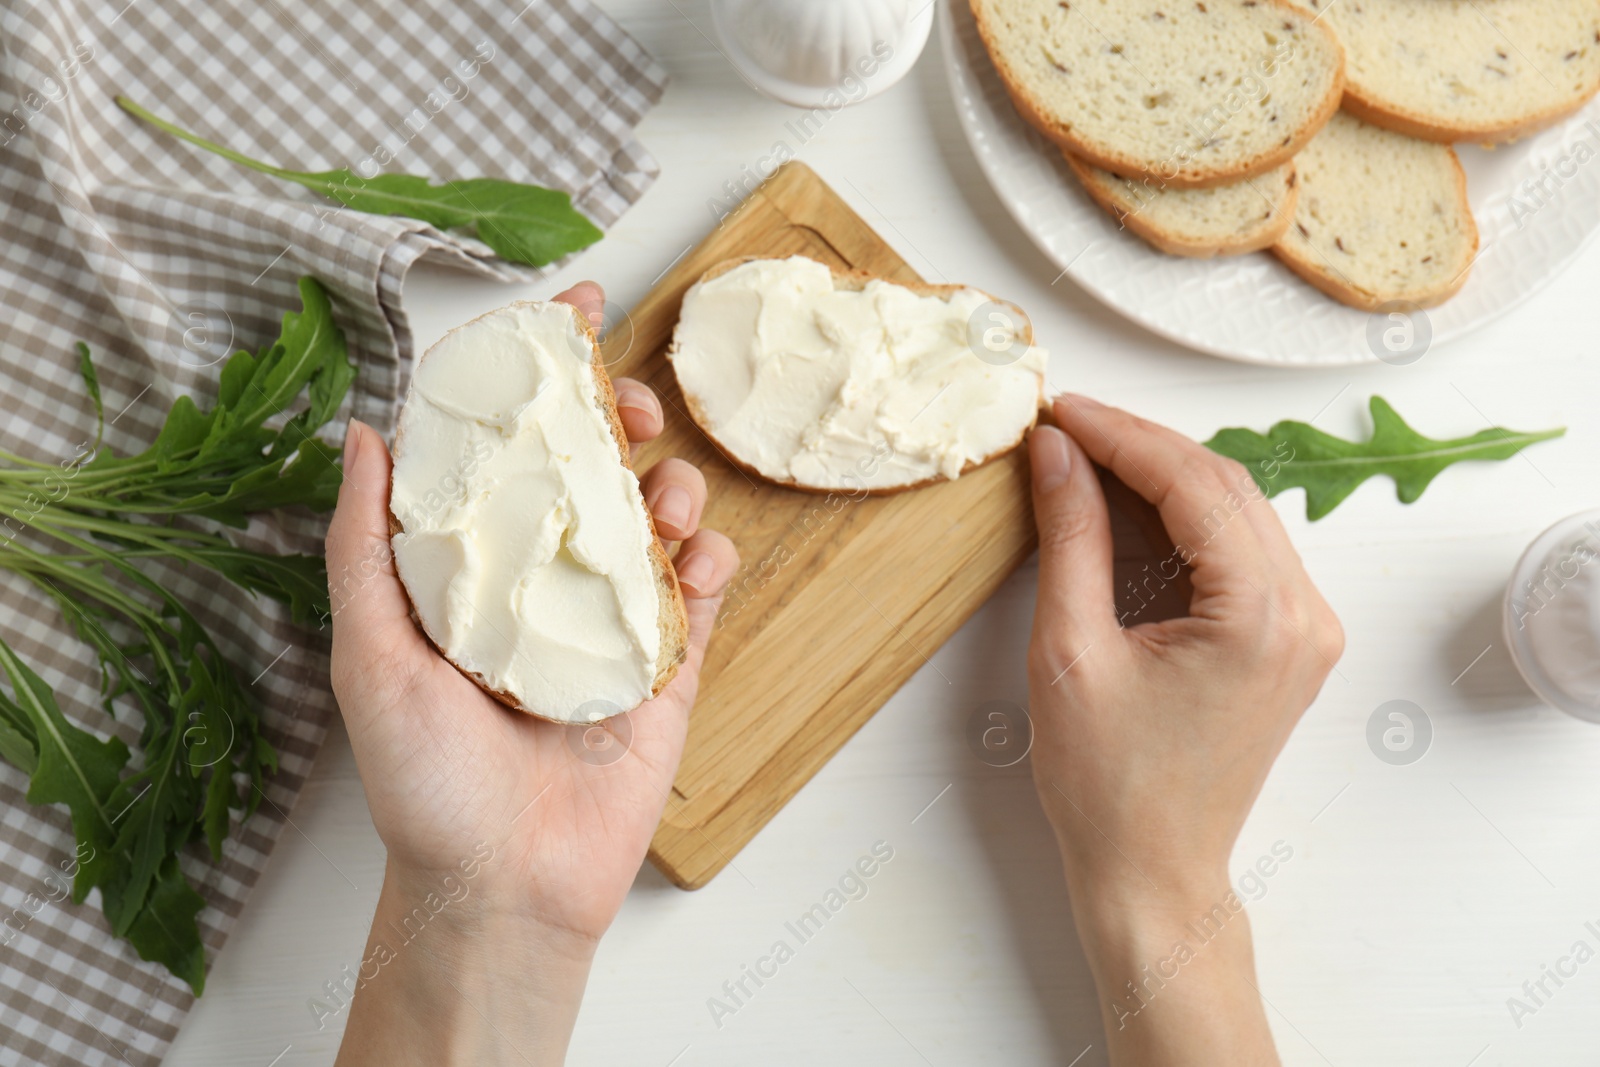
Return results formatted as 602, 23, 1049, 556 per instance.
168, 3, 1600, 1064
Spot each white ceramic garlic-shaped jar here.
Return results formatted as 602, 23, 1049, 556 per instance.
709, 0, 933, 108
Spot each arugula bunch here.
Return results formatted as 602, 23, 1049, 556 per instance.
116, 97, 603, 269
0, 277, 352, 994
1206, 396, 1565, 520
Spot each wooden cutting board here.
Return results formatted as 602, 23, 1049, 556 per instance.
602, 161, 1039, 889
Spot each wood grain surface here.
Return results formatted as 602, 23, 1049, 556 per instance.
602, 161, 1039, 889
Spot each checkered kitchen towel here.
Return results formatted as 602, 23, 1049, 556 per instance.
0, 0, 665, 1061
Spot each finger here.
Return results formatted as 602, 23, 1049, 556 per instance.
1054, 395, 1267, 597
1029, 423, 1119, 651
640, 458, 707, 542
672, 529, 739, 664
552, 280, 604, 328
1210, 447, 1310, 575
613, 377, 664, 442
324, 421, 432, 696
621, 529, 738, 765
674, 528, 739, 602
1067, 396, 1310, 592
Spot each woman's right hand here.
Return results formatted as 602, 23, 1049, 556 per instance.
1025, 394, 1344, 1064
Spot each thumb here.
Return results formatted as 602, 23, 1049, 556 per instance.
324, 420, 431, 685
1029, 420, 1117, 658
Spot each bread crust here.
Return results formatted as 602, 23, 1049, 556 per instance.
1269, 147, 1479, 310
388, 301, 688, 724
666, 256, 1045, 497
970, 0, 1346, 189
1063, 153, 1298, 257
1339, 81, 1600, 145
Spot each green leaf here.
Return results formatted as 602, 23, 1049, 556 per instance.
202, 759, 235, 860
141, 396, 211, 468
0, 720, 37, 775
216, 277, 346, 452
45, 583, 162, 723
0, 275, 341, 993
116, 856, 207, 996
184, 545, 331, 627
117, 97, 602, 269
335, 176, 604, 268
76, 343, 103, 451
107, 763, 190, 937
1205, 396, 1566, 521
0, 688, 38, 775
71, 275, 352, 525
182, 682, 234, 785
183, 438, 345, 525
0, 639, 128, 900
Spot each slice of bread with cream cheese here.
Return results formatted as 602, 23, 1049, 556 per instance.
667, 256, 1048, 493
389, 301, 687, 724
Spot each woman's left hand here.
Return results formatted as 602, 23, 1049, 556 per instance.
325, 282, 738, 1066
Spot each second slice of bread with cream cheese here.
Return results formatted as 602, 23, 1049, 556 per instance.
389, 301, 687, 724
668, 256, 1047, 493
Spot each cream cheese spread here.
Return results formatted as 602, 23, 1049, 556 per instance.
669, 256, 1048, 490
390, 302, 662, 722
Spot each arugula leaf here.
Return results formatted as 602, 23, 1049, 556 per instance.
76, 343, 103, 451
196, 438, 347, 523
116, 96, 603, 269
1206, 396, 1565, 521
106, 724, 189, 938
0, 640, 128, 900
166, 546, 331, 629
108, 856, 207, 995
0, 276, 352, 624
0, 696, 37, 775
0, 276, 354, 993
65, 275, 353, 532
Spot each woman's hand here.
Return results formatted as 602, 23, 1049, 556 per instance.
1027, 395, 1343, 1065
324, 283, 738, 1066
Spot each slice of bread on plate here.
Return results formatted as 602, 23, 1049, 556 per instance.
1272, 112, 1479, 310
1308, 0, 1600, 143
667, 256, 1048, 494
389, 301, 687, 724
969, 0, 1345, 188
1065, 153, 1298, 256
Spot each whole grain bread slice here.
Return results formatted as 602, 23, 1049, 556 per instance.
1307, 0, 1600, 144
970, 0, 1345, 189
1271, 112, 1479, 310
389, 301, 687, 724
1065, 153, 1298, 256
667, 256, 1045, 496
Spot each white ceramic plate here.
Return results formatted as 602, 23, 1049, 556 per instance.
939, 0, 1600, 366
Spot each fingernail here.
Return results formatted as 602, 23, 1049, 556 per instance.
615, 384, 661, 422
655, 486, 692, 530
1063, 393, 1102, 412
343, 420, 363, 468
1032, 425, 1071, 492
677, 551, 714, 592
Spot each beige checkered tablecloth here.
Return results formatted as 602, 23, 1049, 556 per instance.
0, 0, 665, 1061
